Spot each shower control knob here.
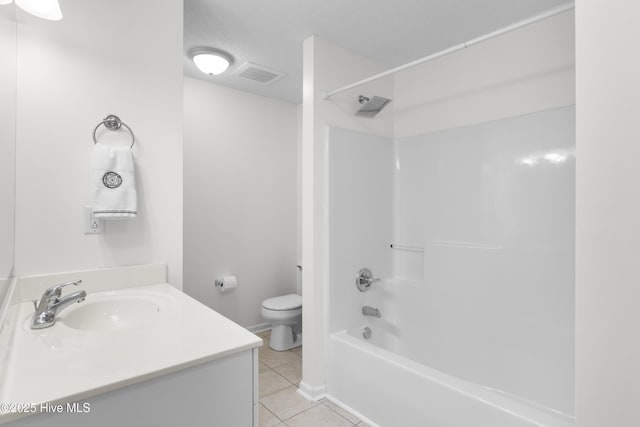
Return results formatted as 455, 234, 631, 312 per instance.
356, 268, 380, 292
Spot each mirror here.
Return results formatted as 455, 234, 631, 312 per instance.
0, 5, 17, 293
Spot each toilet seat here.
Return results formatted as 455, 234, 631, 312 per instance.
262, 294, 302, 311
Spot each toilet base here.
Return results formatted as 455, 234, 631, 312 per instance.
269, 324, 302, 351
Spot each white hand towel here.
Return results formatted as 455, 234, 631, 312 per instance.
91, 143, 137, 218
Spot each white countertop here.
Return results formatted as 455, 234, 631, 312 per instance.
0, 283, 262, 423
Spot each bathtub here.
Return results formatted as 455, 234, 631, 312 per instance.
327, 325, 574, 427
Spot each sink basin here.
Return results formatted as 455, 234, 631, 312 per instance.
60, 293, 172, 331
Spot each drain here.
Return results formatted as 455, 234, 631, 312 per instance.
363, 327, 372, 340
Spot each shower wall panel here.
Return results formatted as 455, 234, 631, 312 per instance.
394, 105, 575, 414
328, 127, 393, 333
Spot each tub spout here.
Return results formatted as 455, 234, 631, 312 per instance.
362, 306, 381, 318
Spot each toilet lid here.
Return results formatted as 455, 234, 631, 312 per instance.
262, 294, 302, 311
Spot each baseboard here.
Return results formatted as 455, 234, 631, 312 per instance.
325, 394, 381, 427
297, 381, 326, 402
246, 322, 271, 334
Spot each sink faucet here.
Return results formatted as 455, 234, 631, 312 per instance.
31, 280, 86, 329
362, 306, 381, 318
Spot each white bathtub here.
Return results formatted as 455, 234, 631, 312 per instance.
327, 327, 574, 427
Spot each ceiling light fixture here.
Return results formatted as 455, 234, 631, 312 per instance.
189, 47, 233, 76
15, 0, 63, 20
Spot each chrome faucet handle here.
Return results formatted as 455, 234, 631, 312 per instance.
32, 299, 38, 312
31, 282, 87, 330
356, 268, 380, 292
44, 280, 83, 298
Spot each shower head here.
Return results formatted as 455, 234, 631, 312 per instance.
356, 95, 392, 118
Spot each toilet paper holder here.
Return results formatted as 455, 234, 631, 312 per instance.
214, 275, 238, 293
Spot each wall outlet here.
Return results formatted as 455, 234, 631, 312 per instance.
84, 206, 105, 234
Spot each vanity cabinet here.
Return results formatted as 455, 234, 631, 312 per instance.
0, 271, 262, 427
4, 348, 258, 427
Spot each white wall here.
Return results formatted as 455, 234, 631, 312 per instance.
14, 1, 183, 287
0, 6, 16, 281
301, 35, 393, 396
183, 77, 298, 328
576, 2, 640, 426
394, 10, 575, 137
296, 104, 303, 296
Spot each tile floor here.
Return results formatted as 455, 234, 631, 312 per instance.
257, 330, 370, 427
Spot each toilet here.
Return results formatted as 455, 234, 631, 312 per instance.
261, 293, 302, 351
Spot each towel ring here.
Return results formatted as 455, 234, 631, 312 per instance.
93, 114, 135, 149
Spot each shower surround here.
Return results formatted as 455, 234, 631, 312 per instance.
327, 106, 575, 426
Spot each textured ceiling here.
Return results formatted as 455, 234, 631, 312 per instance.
184, 0, 572, 104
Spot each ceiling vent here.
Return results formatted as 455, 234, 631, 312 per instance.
233, 62, 286, 85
